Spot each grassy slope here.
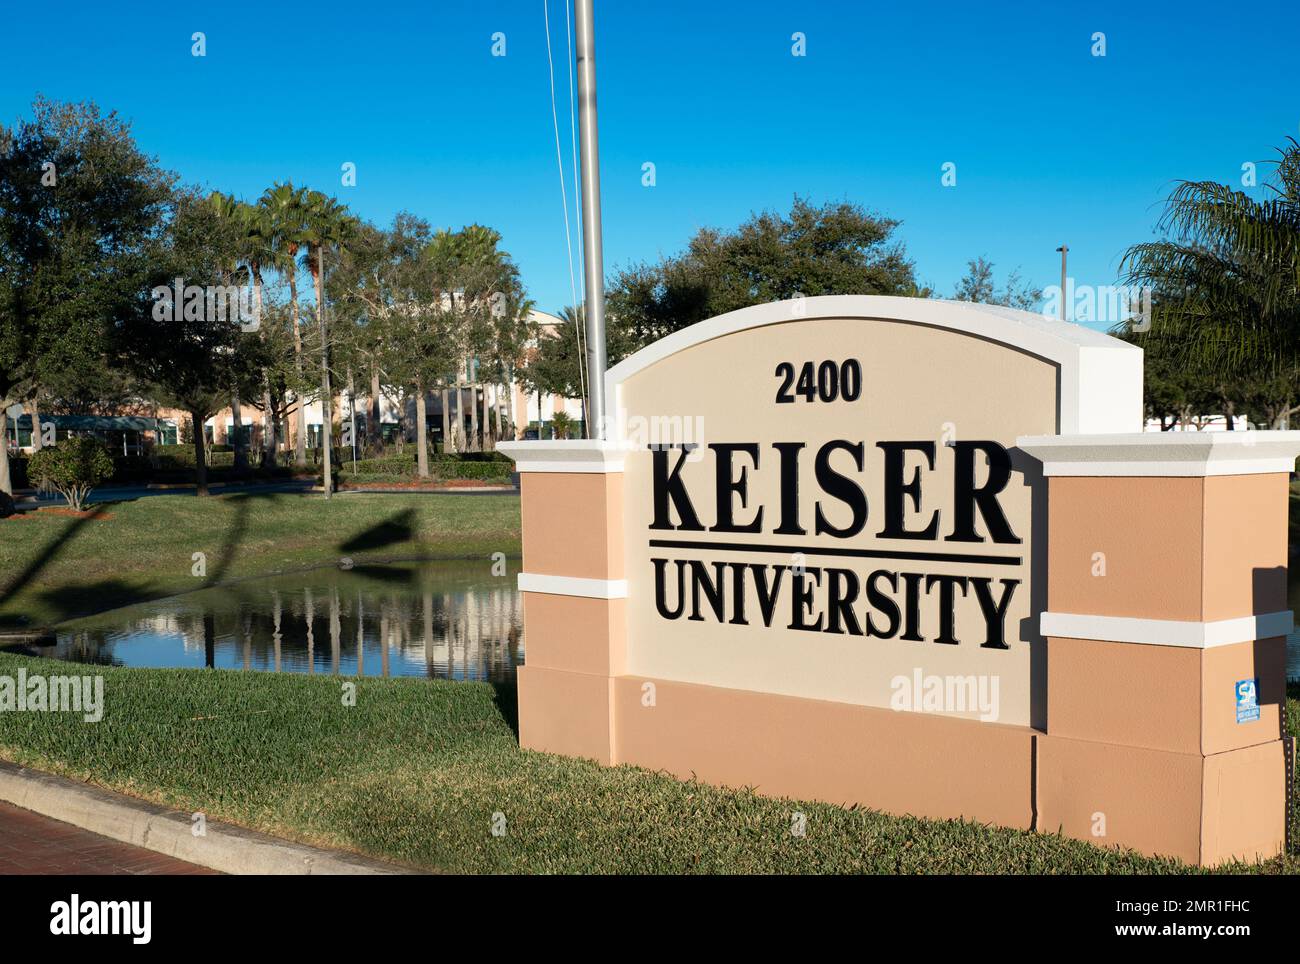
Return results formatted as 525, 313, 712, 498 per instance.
0, 492, 522, 629
2, 652, 1293, 874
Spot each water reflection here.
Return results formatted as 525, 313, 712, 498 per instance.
1287, 568, 1300, 683
20, 561, 524, 683
12, 556, 1300, 684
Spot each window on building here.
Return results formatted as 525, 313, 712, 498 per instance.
225, 424, 253, 447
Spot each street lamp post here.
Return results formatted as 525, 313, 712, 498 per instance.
1055, 244, 1068, 322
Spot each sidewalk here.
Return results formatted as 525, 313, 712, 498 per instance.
0, 761, 410, 874
0, 801, 217, 875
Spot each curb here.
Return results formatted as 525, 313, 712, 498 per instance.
0, 760, 413, 875
143, 481, 316, 491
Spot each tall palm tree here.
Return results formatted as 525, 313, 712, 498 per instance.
454, 225, 518, 449
261, 181, 310, 466
234, 200, 279, 465
205, 191, 255, 472
1119, 138, 1300, 388
299, 191, 357, 498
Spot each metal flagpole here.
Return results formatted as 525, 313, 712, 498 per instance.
574, 0, 608, 439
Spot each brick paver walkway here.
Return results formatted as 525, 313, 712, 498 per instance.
0, 801, 217, 874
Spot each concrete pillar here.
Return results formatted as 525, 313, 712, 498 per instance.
1019, 432, 1300, 865
499, 440, 627, 763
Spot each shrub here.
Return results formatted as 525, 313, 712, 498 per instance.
153, 444, 234, 468
551, 411, 575, 439
26, 437, 115, 511
431, 450, 513, 463
433, 461, 513, 481
350, 456, 416, 475
337, 471, 414, 485
337, 460, 512, 485
109, 454, 153, 483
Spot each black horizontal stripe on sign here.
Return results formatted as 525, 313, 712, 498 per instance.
646, 539, 1022, 567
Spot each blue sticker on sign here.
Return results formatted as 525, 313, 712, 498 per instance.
1235, 679, 1260, 724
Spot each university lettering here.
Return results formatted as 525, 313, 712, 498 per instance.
651, 558, 1018, 649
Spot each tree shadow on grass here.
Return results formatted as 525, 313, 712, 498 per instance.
0, 491, 297, 629
194, 493, 254, 588
338, 508, 416, 554
489, 679, 520, 739
0, 507, 108, 629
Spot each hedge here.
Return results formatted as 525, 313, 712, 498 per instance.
433, 450, 513, 463
152, 444, 235, 468
338, 461, 513, 484
435, 461, 513, 481
348, 450, 512, 464
344, 451, 513, 478
3, 443, 510, 489
348, 456, 415, 475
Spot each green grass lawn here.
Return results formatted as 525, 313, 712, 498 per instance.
0, 492, 522, 629
1, 651, 1293, 874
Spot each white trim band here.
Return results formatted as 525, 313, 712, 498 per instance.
518, 573, 628, 599
496, 440, 625, 474
1040, 610, 1293, 648
1017, 431, 1300, 477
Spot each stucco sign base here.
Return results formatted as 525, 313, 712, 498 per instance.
499, 296, 1299, 869
518, 664, 1035, 829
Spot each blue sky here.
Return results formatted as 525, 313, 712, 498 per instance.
1, 0, 1296, 330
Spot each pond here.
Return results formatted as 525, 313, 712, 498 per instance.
1287, 570, 1300, 682
5, 558, 1300, 683
10, 560, 524, 684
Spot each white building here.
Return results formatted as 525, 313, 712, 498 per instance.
510, 309, 587, 439
6, 309, 594, 457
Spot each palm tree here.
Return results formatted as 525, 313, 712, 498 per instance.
205, 191, 255, 471
454, 225, 521, 449
492, 297, 535, 441
299, 191, 357, 498
261, 182, 310, 466
1119, 139, 1300, 401
234, 200, 279, 466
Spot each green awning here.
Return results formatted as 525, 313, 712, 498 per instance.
6, 415, 175, 431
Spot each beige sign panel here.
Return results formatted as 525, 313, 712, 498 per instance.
609, 296, 1141, 728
